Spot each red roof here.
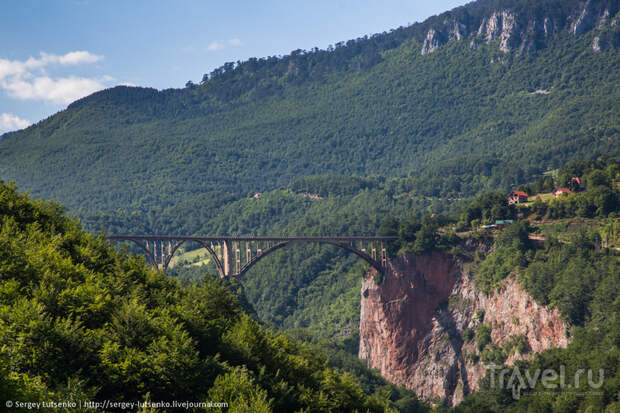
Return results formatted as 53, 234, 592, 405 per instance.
510, 190, 529, 197
570, 176, 581, 185
555, 187, 572, 194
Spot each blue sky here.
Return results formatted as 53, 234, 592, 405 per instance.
0, 0, 469, 133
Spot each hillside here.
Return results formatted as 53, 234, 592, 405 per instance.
0, 180, 430, 412
0, 0, 618, 220
1, 160, 617, 411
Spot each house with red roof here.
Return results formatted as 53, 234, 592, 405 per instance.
508, 190, 528, 204
554, 187, 572, 198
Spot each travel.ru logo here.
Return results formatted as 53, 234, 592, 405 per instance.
487, 365, 604, 400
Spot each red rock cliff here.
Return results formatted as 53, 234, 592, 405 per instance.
359, 251, 568, 406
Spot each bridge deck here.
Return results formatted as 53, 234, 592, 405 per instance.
108, 235, 399, 242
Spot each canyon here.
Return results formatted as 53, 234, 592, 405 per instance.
359, 246, 569, 406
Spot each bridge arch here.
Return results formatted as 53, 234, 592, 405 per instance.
108, 235, 395, 277
235, 239, 384, 277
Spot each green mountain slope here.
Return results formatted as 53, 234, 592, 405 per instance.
0, 0, 618, 217
0, 180, 429, 412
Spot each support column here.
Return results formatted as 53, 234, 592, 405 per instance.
166, 241, 173, 269
153, 240, 159, 268
223, 240, 232, 276
235, 243, 241, 275
160, 240, 165, 268
146, 240, 152, 266
381, 242, 387, 268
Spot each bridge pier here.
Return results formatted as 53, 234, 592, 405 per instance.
223, 240, 232, 276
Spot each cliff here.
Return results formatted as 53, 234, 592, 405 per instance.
359, 250, 568, 406
421, 0, 620, 55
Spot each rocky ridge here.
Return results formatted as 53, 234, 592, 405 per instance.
359, 250, 568, 406
420, 0, 619, 55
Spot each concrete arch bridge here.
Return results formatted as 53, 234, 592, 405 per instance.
108, 235, 398, 278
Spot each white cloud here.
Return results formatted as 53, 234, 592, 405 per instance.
228, 38, 242, 47
207, 41, 224, 51
0, 51, 103, 81
0, 113, 30, 134
56, 51, 102, 65
0, 59, 28, 80
0, 51, 109, 105
2, 76, 106, 105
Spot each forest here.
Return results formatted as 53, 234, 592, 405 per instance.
0, 180, 428, 412
1, 156, 618, 411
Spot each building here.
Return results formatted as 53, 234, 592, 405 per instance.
508, 190, 529, 204
495, 219, 514, 229
554, 187, 572, 198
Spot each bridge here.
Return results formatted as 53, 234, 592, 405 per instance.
107, 235, 398, 278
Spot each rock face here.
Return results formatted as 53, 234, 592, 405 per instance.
420, 0, 619, 56
478, 11, 520, 53
421, 29, 445, 55
572, 0, 598, 35
359, 251, 569, 406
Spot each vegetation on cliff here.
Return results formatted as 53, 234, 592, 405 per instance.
448, 161, 620, 412
453, 229, 619, 412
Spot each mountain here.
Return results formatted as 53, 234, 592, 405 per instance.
0, 0, 617, 389
0, 0, 618, 219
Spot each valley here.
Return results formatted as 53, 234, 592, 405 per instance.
0, 0, 618, 411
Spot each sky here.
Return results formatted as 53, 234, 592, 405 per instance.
0, 0, 470, 134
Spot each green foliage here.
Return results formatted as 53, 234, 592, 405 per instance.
476, 324, 492, 352
534, 157, 620, 219
462, 327, 474, 342
521, 231, 617, 326
286, 330, 428, 412
290, 174, 376, 197
460, 201, 619, 412
208, 367, 272, 413
457, 192, 514, 230
475, 222, 532, 292
378, 214, 457, 256
0, 181, 403, 411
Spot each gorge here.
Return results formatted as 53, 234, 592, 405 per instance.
359, 244, 569, 406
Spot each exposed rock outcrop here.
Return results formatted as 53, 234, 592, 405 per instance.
448, 21, 467, 41
420, 0, 618, 56
477, 11, 520, 53
359, 251, 569, 406
572, 0, 599, 35
592, 35, 604, 51
421, 29, 445, 55
421, 20, 468, 55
